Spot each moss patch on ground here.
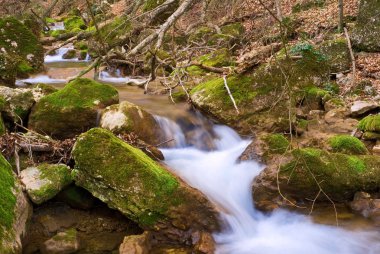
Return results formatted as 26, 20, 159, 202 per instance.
263, 134, 290, 155
358, 114, 380, 133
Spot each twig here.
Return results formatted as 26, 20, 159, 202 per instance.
222, 75, 239, 114
343, 27, 356, 94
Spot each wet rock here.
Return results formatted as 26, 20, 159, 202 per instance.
324, 108, 358, 134
62, 49, 76, 60
352, 0, 380, 52
350, 192, 380, 225
40, 228, 79, 254
193, 232, 215, 254
20, 164, 72, 205
253, 148, 380, 210
29, 78, 119, 139
72, 128, 220, 244
350, 101, 379, 117
100, 101, 162, 144
119, 232, 151, 254
0, 153, 32, 253
23, 202, 141, 254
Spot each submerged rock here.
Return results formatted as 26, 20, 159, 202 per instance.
253, 148, 380, 210
20, 164, 72, 205
72, 128, 220, 244
0, 153, 32, 253
29, 78, 119, 139
40, 228, 79, 254
100, 101, 162, 144
352, 0, 380, 52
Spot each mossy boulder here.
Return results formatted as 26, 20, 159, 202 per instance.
253, 148, 380, 209
302, 86, 330, 111
0, 17, 44, 85
20, 164, 72, 205
319, 38, 351, 73
0, 153, 32, 253
99, 16, 132, 47
63, 16, 86, 32
327, 135, 368, 155
187, 48, 233, 75
100, 101, 162, 144
358, 114, 380, 133
352, 0, 380, 52
29, 78, 119, 139
188, 26, 215, 44
41, 228, 79, 254
72, 128, 219, 243
190, 55, 329, 133
0, 87, 35, 124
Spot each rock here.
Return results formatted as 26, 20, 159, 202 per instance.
0, 17, 44, 85
352, 0, 380, 52
119, 232, 151, 254
350, 101, 379, 116
72, 128, 220, 244
62, 49, 77, 60
324, 108, 358, 134
362, 131, 380, 140
0, 153, 32, 253
372, 144, 380, 155
193, 232, 215, 254
253, 148, 380, 209
358, 114, 380, 133
20, 164, 72, 205
350, 192, 380, 225
100, 101, 162, 144
319, 38, 351, 73
40, 228, 79, 254
324, 98, 345, 112
29, 78, 119, 139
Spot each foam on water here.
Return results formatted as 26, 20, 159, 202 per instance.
45, 47, 90, 63
98, 70, 147, 85
162, 125, 380, 254
16, 75, 66, 85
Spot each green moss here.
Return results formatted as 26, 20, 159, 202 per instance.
29, 78, 119, 139
27, 164, 72, 204
73, 128, 181, 227
187, 48, 233, 75
328, 135, 368, 155
358, 115, 380, 132
319, 38, 350, 73
188, 26, 215, 43
220, 23, 245, 38
362, 131, 380, 140
0, 116, 5, 135
171, 90, 188, 103
33, 83, 58, 94
279, 148, 380, 201
263, 134, 290, 154
64, 16, 86, 31
0, 153, 16, 241
99, 17, 132, 46
74, 41, 88, 50
292, 0, 325, 13
0, 17, 43, 80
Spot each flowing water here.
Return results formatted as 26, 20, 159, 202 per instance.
20, 52, 380, 253
161, 125, 380, 254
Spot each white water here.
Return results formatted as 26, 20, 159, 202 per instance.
45, 47, 90, 63
98, 70, 147, 85
162, 124, 380, 254
16, 75, 66, 86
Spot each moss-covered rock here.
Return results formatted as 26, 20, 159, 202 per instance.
319, 38, 351, 73
0, 86, 35, 124
253, 148, 380, 208
20, 163, 72, 205
352, 0, 380, 52
63, 16, 86, 32
72, 128, 219, 242
187, 48, 233, 75
190, 54, 329, 133
358, 114, 380, 133
29, 78, 119, 139
263, 134, 290, 155
327, 135, 368, 155
99, 16, 132, 47
100, 101, 162, 144
41, 228, 79, 254
0, 153, 31, 253
188, 26, 215, 43
143, 0, 179, 24
0, 17, 44, 84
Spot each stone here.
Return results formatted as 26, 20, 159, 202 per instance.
40, 228, 79, 254
352, 0, 380, 52
350, 101, 379, 116
100, 101, 162, 144
29, 78, 119, 139
20, 164, 72, 205
119, 232, 151, 254
372, 144, 380, 155
72, 128, 220, 244
62, 49, 77, 60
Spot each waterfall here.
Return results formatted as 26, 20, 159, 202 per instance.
161, 124, 380, 254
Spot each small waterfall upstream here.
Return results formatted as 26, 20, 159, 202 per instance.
44, 47, 90, 63
159, 119, 380, 254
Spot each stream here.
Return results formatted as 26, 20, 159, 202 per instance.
18, 47, 380, 253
